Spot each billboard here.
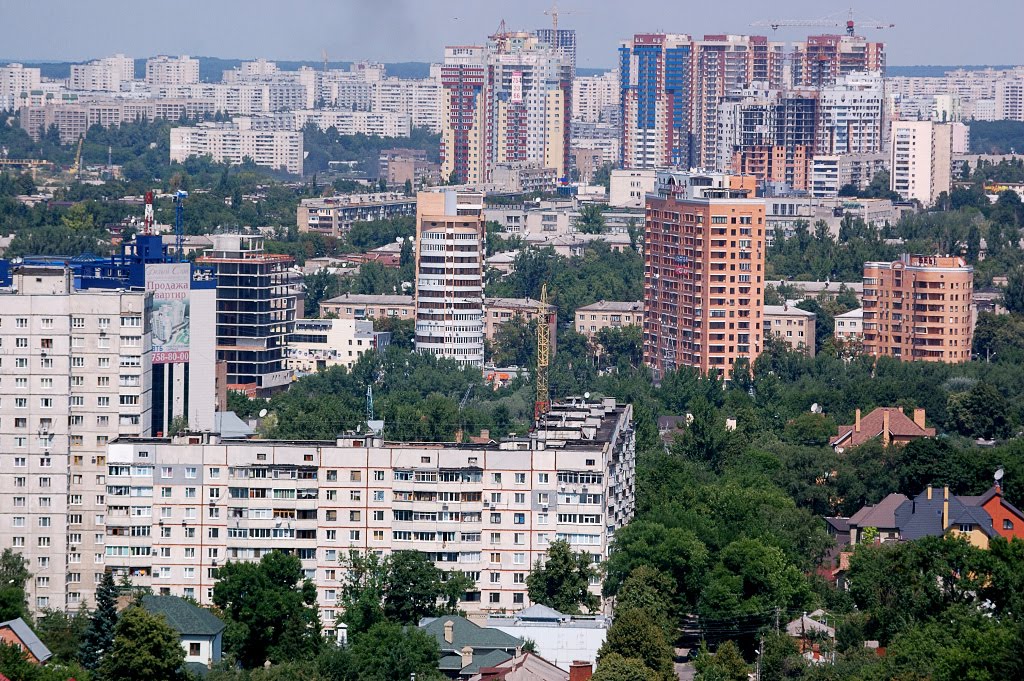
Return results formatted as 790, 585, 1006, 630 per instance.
146, 263, 191, 364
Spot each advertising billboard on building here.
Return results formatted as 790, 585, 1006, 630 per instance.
146, 263, 191, 364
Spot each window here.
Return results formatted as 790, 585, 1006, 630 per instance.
489, 593, 501, 604
492, 473, 502, 484
514, 473, 526, 484
514, 513, 525, 525
1004, 519, 1015, 530
189, 642, 201, 657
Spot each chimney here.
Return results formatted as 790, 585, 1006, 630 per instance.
942, 486, 950, 530
927, 486, 933, 500
444, 620, 454, 644
569, 661, 594, 681
913, 408, 926, 430
480, 428, 490, 441
854, 409, 861, 433
882, 409, 891, 447
460, 646, 474, 669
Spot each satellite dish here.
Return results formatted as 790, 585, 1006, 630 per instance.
258, 409, 268, 418
811, 403, 822, 414
396, 237, 403, 243
584, 392, 591, 399
995, 467, 1005, 482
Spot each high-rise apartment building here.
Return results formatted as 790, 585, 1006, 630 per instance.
145, 55, 200, 87
643, 171, 766, 380
414, 191, 486, 367
792, 35, 885, 87
103, 397, 635, 635
0, 63, 42, 109
69, 54, 135, 92
572, 70, 619, 123
862, 255, 974, 363
618, 34, 694, 169
169, 124, 303, 175
0, 269, 151, 612
535, 28, 577, 76
889, 120, 953, 206
440, 29, 572, 185
0, 233, 219, 613
815, 71, 887, 155
197, 234, 297, 396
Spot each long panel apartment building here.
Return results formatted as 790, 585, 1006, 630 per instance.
169, 124, 303, 175
102, 398, 636, 637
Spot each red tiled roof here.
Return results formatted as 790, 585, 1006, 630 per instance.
831, 407, 935, 448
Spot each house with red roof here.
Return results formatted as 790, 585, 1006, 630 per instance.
830, 407, 935, 451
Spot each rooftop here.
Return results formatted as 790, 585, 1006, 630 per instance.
322, 293, 414, 306
848, 493, 909, 529
831, 407, 935, 449
575, 300, 643, 313
0, 618, 52, 663
141, 595, 226, 637
835, 308, 864, 319
764, 303, 816, 317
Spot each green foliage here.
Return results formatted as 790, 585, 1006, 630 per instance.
212, 551, 321, 668
693, 640, 749, 681
491, 316, 537, 368
36, 607, 90, 664
576, 203, 606, 234
946, 381, 1012, 439
99, 607, 186, 681
338, 550, 473, 636
80, 571, 119, 670
598, 609, 675, 681
304, 269, 342, 316
303, 124, 440, 176
594, 326, 643, 371
0, 550, 30, 623
347, 622, 444, 681
591, 653, 660, 681
526, 540, 600, 614
1004, 266, 1024, 314
968, 121, 1024, 154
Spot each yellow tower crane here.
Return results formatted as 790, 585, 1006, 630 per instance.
534, 284, 551, 422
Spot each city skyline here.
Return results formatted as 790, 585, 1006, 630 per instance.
1, 0, 1022, 68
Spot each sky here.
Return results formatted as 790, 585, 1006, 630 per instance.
0, 0, 1020, 68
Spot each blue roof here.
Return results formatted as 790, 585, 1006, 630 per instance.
0, 618, 52, 663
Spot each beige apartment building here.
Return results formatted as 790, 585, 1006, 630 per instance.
863, 255, 974, 363
834, 308, 864, 342
102, 398, 636, 637
170, 124, 303, 175
286, 318, 381, 374
319, 294, 415, 320
0, 269, 151, 612
484, 297, 556, 345
889, 121, 953, 206
575, 301, 644, 337
763, 303, 816, 356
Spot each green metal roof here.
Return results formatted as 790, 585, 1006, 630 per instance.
141, 595, 226, 637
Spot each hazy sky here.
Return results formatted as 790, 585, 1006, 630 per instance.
1, 0, 1020, 68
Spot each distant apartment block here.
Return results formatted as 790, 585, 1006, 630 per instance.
764, 303, 816, 356
609, 169, 656, 209
145, 55, 200, 87
296, 194, 417, 238
810, 153, 888, 198
379, 148, 441, 188
572, 70, 618, 123
889, 121, 953, 206
862, 255, 974, 363
103, 397, 636, 633
20, 100, 216, 144
575, 301, 643, 337
69, 54, 135, 92
292, 109, 411, 137
484, 297, 557, 347
169, 124, 303, 175
0, 63, 42, 108
791, 35, 885, 88
643, 171, 766, 381
319, 294, 415, 321
833, 308, 864, 342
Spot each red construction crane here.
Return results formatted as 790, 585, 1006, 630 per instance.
751, 9, 894, 37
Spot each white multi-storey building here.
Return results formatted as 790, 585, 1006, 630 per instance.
889, 120, 953, 206
292, 109, 411, 137
572, 70, 619, 123
103, 397, 636, 636
286, 318, 381, 374
414, 190, 486, 367
372, 78, 444, 133
145, 55, 200, 87
0, 63, 42, 109
817, 71, 887, 155
0, 268, 152, 612
170, 124, 303, 175
69, 54, 135, 92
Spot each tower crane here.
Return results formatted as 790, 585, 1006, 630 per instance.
543, 0, 576, 33
73, 134, 84, 179
534, 284, 551, 422
751, 8, 894, 37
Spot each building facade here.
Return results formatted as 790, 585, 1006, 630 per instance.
764, 303, 816, 355
197, 235, 297, 395
319, 294, 415, 320
286, 318, 383, 374
643, 171, 766, 380
414, 191, 486, 367
296, 194, 417, 238
69, 54, 135, 92
102, 397, 636, 636
145, 55, 200, 87
0, 63, 41, 109
575, 301, 644, 337
889, 121, 953, 206
862, 255, 974, 363
169, 124, 303, 175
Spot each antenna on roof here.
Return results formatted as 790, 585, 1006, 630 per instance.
995, 467, 1004, 482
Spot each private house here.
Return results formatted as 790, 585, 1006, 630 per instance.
830, 407, 935, 451
468, 652, 586, 681
0, 618, 51, 664
847, 493, 909, 545
141, 595, 225, 671
960, 483, 1024, 540
487, 604, 609, 671
894, 486, 997, 548
420, 616, 525, 678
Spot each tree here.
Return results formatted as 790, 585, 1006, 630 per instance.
577, 203, 606, 234
212, 550, 322, 668
347, 621, 444, 681
598, 609, 675, 681
592, 653, 660, 681
0, 550, 30, 622
1004, 267, 1024, 314
304, 269, 341, 317
99, 607, 186, 681
491, 317, 537, 368
946, 381, 1012, 439
36, 607, 90, 664
671, 397, 731, 471
693, 641, 748, 681
338, 551, 473, 636
80, 570, 119, 670
526, 540, 600, 614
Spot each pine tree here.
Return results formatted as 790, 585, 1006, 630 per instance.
80, 571, 119, 670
